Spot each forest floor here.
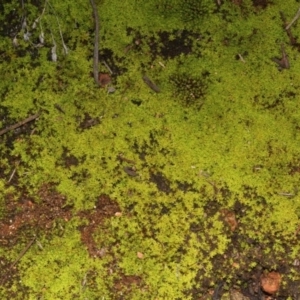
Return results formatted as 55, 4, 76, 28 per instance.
1, 0, 300, 298
0, 175, 298, 299
0, 185, 256, 299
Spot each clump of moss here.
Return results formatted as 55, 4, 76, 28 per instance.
179, 0, 216, 24
170, 72, 210, 108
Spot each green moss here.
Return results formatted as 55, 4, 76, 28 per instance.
18, 218, 113, 299
1, 0, 300, 298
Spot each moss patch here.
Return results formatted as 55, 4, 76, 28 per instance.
1, 0, 300, 298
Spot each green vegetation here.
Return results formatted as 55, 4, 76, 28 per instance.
1, 0, 300, 298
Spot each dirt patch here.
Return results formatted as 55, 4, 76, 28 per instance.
0, 184, 72, 289
77, 194, 120, 258
0, 184, 72, 247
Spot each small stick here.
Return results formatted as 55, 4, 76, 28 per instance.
123, 166, 138, 177
117, 154, 135, 164
103, 60, 113, 74
212, 282, 224, 300
46, 1, 68, 54
272, 44, 290, 69
280, 11, 297, 45
238, 53, 246, 63
35, 239, 44, 250
278, 192, 295, 197
0, 112, 40, 136
286, 7, 300, 30
142, 75, 160, 93
90, 0, 100, 86
81, 273, 87, 287
158, 61, 166, 68
8, 161, 20, 183
11, 236, 36, 268
7, 128, 36, 183
54, 103, 65, 114
0, 236, 35, 285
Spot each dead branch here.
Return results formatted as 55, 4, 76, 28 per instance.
272, 44, 290, 69
0, 236, 36, 285
8, 161, 19, 183
0, 112, 40, 136
280, 11, 297, 45
286, 7, 300, 30
7, 128, 36, 183
11, 236, 36, 268
142, 75, 160, 93
90, 0, 100, 86
103, 60, 113, 74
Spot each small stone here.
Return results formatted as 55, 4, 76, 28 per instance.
261, 271, 281, 294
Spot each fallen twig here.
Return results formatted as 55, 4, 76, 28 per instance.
103, 60, 113, 74
46, 1, 68, 54
123, 166, 138, 177
212, 282, 224, 300
0, 236, 36, 285
54, 103, 65, 114
0, 112, 40, 136
286, 7, 300, 30
11, 236, 36, 268
278, 192, 295, 197
142, 75, 160, 93
8, 161, 20, 183
158, 61, 166, 68
90, 0, 100, 86
280, 11, 297, 45
117, 154, 135, 164
272, 44, 290, 69
7, 128, 36, 183
238, 53, 246, 63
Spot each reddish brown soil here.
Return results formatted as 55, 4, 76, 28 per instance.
77, 194, 120, 258
0, 185, 145, 297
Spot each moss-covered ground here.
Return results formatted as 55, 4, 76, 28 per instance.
1, 0, 300, 299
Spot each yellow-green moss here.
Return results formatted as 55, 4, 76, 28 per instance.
1, 0, 300, 298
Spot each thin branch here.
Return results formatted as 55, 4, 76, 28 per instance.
0, 236, 36, 284
142, 75, 160, 93
280, 11, 297, 45
158, 61, 166, 68
32, 2, 47, 29
46, 0, 68, 54
278, 192, 295, 197
286, 7, 300, 30
272, 44, 290, 69
8, 161, 19, 183
11, 236, 36, 268
0, 112, 40, 136
238, 53, 246, 63
103, 60, 113, 74
90, 0, 100, 86
7, 128, 35, 183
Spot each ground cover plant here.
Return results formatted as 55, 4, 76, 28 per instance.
1, 0, 300, 299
